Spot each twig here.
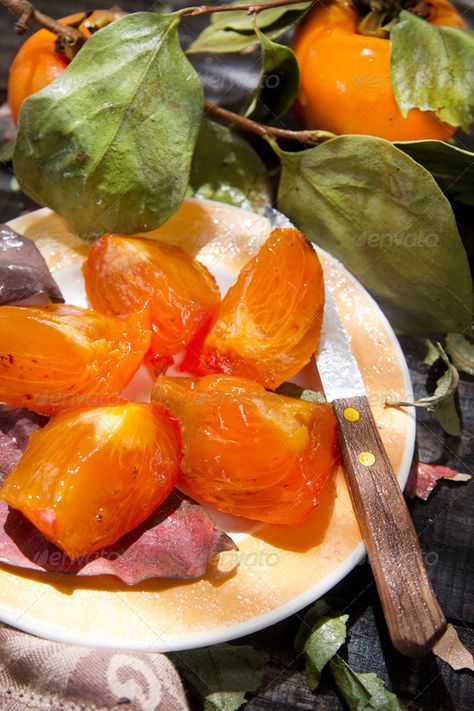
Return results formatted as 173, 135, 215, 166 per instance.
1, 0, 83, 42
204, 100, 335, 146
187, 0, 312, 17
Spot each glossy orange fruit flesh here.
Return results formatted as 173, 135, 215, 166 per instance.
292, 0, 466, 141
182, 227, 325, 390
82, 234, 220, 369
0, 304, 151, 415
152, 374, 339, 526
8, 10, 116, 124
0, 402, 181, 559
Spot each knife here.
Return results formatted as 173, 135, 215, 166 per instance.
316, 288, 446, 657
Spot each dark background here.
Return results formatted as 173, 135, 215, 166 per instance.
0, 1, 473, 709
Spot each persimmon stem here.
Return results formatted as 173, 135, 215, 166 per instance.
204, 100, 335, 146
1, 0, 83, 41
186, 0, 313, 17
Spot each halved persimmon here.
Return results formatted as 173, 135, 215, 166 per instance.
182, 227, 325, 389
82, 234, 220, 369
0, 304, 150, 415
0, 402, 180, 559
152, 374, 338, 526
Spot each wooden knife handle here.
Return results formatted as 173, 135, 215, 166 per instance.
332, 395, 446, 657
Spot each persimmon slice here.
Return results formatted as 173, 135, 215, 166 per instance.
0, 304, 150, 415
152, 374, 338, 526
0, 402, 181, 559
82, 234, 220, 366
182, 227, 325, 389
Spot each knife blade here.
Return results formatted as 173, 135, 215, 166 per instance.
316, 287, 446, 657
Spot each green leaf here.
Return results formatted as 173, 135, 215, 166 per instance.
329, 654, 406, 710
14, 12, 203, 240
294, 601, 348, 691
387, 343, 461, 436
434, 392, 461, 436
277, 135, 473, 334
446, 333, 474, 376
170, 643, 268, 711
187, 1, 310, 54
395, 140, 474, 206
390, 11, 474, 132
245, 27, 299, 123
188, 119, 272, 211
423, 338, 440, 367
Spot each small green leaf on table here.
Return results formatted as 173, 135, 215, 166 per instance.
329, 654, 406, 710
387, 342, 461, 436
294, 600, 348, 690
187, 1, 311, 54
14, 12, 203, 240
277, 135, 473, 334
446, 333, 474, 376
391, 11, 474, 132
423, 338, 441, 366
245, 25, 300, 123
189, 119, 272, 212
171, 643, 268, 711
395, 140, 474, 206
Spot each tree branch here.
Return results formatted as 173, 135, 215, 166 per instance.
1, 0, 83, 41
187, 0, 311, 17
204, 100, 335, 146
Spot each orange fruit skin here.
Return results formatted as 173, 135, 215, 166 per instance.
292, 0, 466, 141
8, 11, 112, 124
82, 234, 220, 368
182, 227, 325, 390
0, 402, 181, 559
0, 304, 151, 415
152, 374, 339, 526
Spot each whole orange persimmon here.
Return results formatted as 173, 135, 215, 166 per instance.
8, 10, 119, 123
292, 0, 466, 141
152, 374, 339, 526
1, 402, 181, 559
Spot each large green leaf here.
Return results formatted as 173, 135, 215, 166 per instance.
188, 1, 310, 54
390, 11, 474, 132
395, 140, 474, 206
277, 136, 473, 334
188, 119, 271, 211
245, 27, 300, 123
14, 12, 203, 240
171, 643, 268, 711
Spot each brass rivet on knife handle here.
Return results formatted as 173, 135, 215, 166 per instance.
332, 394, 446, 658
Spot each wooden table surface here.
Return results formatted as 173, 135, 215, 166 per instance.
1, 1, 473, 709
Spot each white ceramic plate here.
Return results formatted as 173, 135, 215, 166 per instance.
0, 200, 415, 652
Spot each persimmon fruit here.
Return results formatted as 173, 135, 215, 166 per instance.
152, 374, 338, 526
182, 227, 325, 390
292, 0, 466, 141
0, 402, 181, 559
0, 304, 150, 415
82, 233, 220, 369
8, 10, 118, 124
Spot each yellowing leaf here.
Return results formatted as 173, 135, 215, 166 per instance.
433, 625, 474, 671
